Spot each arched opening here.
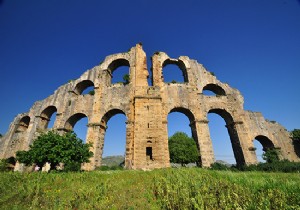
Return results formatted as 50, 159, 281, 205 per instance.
10, 116, 30, 152
208, 113, 236, 165
65, 113, 88, 143
203, 84, 226, 96
108, 59, 130, 85
73, 117, 88, 143
6, 156, 16, 171
167, 108, 200, 166
74, 80, 95, 95
208, 109, 244, 166
162, 59, 188, 83
253, 140, 265, 163
16, 116, 30, 132
101, 109, 127, 167
253, 135, 276, 163
40, 106, 57, 129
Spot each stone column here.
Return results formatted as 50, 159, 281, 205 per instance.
192, 120, 215, 167
232, 122, 257, 165
225, 121, 256, 166
134, 44, 149, 87
125, 120, 134, 169
14, 161, 25, 172
82, 123, 106, 170
161, 120, 171, 167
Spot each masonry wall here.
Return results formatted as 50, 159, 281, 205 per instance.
0, 44, 299, 170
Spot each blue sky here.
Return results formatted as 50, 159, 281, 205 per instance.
1, 0, 300, 163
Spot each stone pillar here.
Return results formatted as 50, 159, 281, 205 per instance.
151, 54, 163, 87
134, 44, 149, 87
233, 122, 257, 165
161, 120, 171, 167
125, 120, 134, 169
225, 121, 256, 166
192, 120, 215, 167
83, 123, 106, 170
14, 161, 25, 172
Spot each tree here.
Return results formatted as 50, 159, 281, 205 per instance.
0, 133, 2, 138
262, 148, 280, 163
16, 131, 93, 170
168, 132, 199, 166
123, 74, 130, 85
291, 129, 300, 157
291, 129, 300, 141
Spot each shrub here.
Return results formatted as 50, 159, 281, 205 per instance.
123, 74, 130, 85
0, 159, 8, 172
63, 161, 82, 172
88, 90, 95, 95
210, 162, 231, 171
96, 165, 123, 171
263, 148, 280, 163
0, 157, 16, 172
96, 165, 110, 171
241, 160, 300, 173
16, 131, 93, 171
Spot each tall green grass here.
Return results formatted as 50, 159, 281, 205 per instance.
0, 168, 299, 209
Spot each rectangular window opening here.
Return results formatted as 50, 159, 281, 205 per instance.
146, 147, 153, 160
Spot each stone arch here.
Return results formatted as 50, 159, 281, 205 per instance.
6, 115, 31, 156
169, 107, 195, 122
74, 80, 95, 95
39, 106, 57, 129
101, 109, 127, 126
167, 107, 200, 164
162, 59, 188, 83
252, 135, 276, 163
203, 83, 226, 96
16, 116, 30, 132
208, 108, 245, 166
107, 59, 130, 85
208, 109, 235, 124
64, 113, 88, 131
97, 109, 127, 165
253, 135, 275, 151
6, 156, 16, 170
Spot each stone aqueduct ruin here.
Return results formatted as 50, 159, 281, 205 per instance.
0, 44, 299, 170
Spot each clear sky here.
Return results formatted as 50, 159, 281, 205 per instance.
1, 0, 300, 163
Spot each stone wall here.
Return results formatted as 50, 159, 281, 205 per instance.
0, 43, 299, 170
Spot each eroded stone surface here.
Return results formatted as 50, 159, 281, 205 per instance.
0, 44, 299, 170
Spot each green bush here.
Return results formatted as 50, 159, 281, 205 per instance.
263, 148, 280, 163
241, 160, 300, 173
110, 165, 123, 170
63, 162, 82, 172
88, 90, 95, 95
95, 165, 123, 171
0, 159, 8, 172
96, 165, 110, 171
16, 131, 93, 171
0, 157, 16, 172
210, 162, 231, 171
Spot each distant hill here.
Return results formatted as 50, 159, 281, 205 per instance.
102, 155, 124, 167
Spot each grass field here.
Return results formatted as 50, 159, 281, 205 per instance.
0, 168, 299, 209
